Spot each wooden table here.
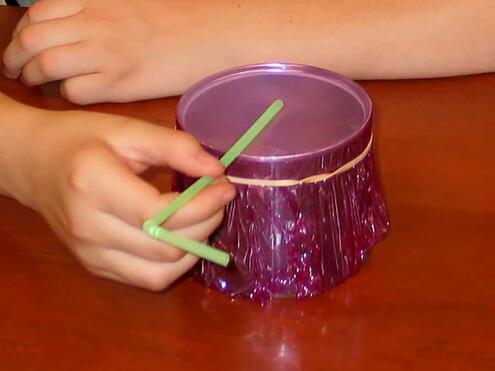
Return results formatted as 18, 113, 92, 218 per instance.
1, 6, 494, 371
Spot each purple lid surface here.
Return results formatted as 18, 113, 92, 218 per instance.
177, 63, 372, 179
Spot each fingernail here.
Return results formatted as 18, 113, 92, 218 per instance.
222, 186, 236, 205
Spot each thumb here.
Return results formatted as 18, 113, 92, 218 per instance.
108, 120, 224, 177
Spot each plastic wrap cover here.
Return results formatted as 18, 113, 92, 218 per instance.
174, 64, 390, 303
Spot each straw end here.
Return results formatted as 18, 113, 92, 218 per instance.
217, 252, 231, 267
273, 99, 284, 109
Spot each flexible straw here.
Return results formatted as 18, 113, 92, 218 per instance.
143, 99, 284, 266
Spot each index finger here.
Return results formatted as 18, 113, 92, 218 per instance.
13, 0, 82, 37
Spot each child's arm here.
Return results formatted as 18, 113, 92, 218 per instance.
0, 92, 236, 290
2, 0, 495, 104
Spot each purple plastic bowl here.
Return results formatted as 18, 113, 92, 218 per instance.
174, 63, 390, 303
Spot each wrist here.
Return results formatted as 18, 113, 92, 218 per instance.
0, 94, 42, 206
143, 3, 241, 97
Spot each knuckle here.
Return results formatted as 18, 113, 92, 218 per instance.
37, 50, 60, 80
71, 245, 96, 268
112, 62, 135, 83
17, 27, 39, 54
20, 70, 36, 87
80, 260, 100, 275
162, 247, 186, 262
165, 130, 200, 157
70, 246, 121, 283
65, 214, 90, 241
84, 266, 98, 276
141, 242, 179, 263
25, 2, 45, 23
66, 146, 94, 194
83, 264, 114, 282
60, 79, 86, 105
209, 208, 226, 230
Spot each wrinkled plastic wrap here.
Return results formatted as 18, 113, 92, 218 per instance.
174, 64, 390, 303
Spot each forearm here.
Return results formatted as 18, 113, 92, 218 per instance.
0, 92, 37, 203
6, 0, 492, 103
173, 0, 494, 87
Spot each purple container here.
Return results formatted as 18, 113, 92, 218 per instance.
174, 63, 390, 303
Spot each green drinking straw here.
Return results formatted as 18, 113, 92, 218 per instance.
143, 99, 284, 267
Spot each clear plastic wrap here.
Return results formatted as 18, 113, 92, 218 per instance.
173, 64, 390, 303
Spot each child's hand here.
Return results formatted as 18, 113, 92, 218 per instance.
4, 0, 494, 92
7, 107, 235, 290
2, 0, 218, 104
